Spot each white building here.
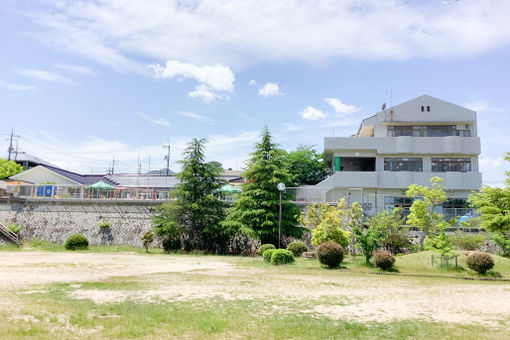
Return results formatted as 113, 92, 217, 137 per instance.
299, 95, 482, 220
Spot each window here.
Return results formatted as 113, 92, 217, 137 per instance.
384, 158, 423, 171
421, 106, 424, 112
431, 158, 471, 172
336, 157, 375, 171
385, 197, 413, 216
387, 125, 469, 137
427, 106, 430, 112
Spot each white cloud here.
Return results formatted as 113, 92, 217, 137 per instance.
248, 79, 257, 86
54, 64, 95, 76
187, 85, 221, 103
24, 1, 510, 70
150, 60, 234, 102
2, 129, 261, 173
479, 156, 510, 188
258, 82, 283, 97
325, 98, 361, 115
150, 60, 234, 92
284, 123, 304, 132
134, 112, 171, 127
177, 111, 214, 123
300, 106, 326, 120
464, 100, 505, 113
0, 80, 37, 91
17, 69, 69, 83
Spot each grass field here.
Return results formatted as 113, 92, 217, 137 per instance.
1, 244, 510, 339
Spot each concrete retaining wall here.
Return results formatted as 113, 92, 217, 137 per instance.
0, 198, 162, 247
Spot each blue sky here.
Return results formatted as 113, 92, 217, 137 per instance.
0, 0, 509, 186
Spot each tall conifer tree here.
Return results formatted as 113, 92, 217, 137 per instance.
223, 126, 302, 245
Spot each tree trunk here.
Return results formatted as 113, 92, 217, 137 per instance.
418, 232, 426, 252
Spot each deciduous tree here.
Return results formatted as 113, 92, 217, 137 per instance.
406, 177, 447, 251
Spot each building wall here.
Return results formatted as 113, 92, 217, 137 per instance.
10, 167, 78, 185
0, 199, 159, 247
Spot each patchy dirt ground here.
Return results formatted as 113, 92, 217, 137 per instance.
2, 251, 510, 327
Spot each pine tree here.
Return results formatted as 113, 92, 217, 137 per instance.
222, 126, 302, 245
153, 138, 228, 252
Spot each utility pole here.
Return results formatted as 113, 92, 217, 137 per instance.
163, 143, 171, 176
111, 156, 117, 175
6, 129, 20, 161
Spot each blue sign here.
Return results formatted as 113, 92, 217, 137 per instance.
36, 185, 56, 197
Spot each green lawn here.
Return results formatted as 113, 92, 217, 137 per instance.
1, 247, 509, 339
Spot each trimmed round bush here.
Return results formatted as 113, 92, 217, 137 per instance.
258, 243, 276, 256
287, 241, 308, 257
64, 233, 89, 250
466, 251, 494, 274
317, 241, 344, 268
270, 249, 295, 265
263, 249, 276, 263
373, 250, 395, 270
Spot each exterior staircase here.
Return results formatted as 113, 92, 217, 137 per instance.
0, 225, 19, 246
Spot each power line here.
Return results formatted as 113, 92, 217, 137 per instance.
5, 129, 20, 161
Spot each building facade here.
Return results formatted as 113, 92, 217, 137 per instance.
301, 95, 482, 220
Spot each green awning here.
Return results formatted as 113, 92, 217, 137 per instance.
215, 184, 241, 194
87, 181, 114, 190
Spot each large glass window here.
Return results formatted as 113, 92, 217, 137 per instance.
385, 197, 413, 216
384, 158, 423, 171
387, 125, 471, 137
431, 158, 471, 172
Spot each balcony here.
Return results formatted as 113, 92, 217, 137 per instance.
324, 136, 481, 155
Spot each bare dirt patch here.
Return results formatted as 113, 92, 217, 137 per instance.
2, 252, 510, 327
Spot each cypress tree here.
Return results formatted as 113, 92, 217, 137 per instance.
223, 126, 302, 245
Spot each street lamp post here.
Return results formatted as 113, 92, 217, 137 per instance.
277, 182, 286, 249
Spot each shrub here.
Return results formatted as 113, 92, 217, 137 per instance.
311, 220, 350, 248
7, 224, 21, 234
258, 243, 276, 256
142, 231, 154, 253
162, 237, 181, 252
64, 233, 89, 250
287, 241, 308, 257
466, 251, 494, 274
448, 232, 488, 251
99, 221, 111, 229
263, 249, 276, 263
270, 249, 295, 265
317, 241, 344, 268
373, 249, 395, 270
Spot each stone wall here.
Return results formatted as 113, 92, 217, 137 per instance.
0, 198, 162, 247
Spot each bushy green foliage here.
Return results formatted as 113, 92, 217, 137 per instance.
258, 243, 276, 256
285, 145, 328, 185
287, 241, 308, 257
448, 232, 488, 251
368, 209, 411, 254
142, 231, 154, 253
222, 126, 302, 245
99, 221, 111, 229
153, 138, 228, 253
423, 220, 454, 256
406, 177, 448, 251
64, 233, 89, 250
270, 249, 295, 265
469, 154, 510, 257
373, 250, 395, 270
162, 237, 182, 252
354, 223, 386, 264
263, 249, 276, 263
311, 206, 350, 248
0, 159, 24, 179
7, 224, 21, 234
466, 251, 495, 274
317, 241, 344, 268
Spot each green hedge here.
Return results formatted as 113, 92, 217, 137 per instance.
64, 233, 89, 250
